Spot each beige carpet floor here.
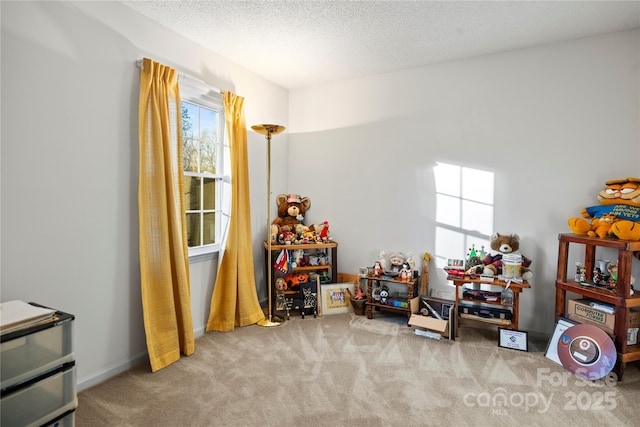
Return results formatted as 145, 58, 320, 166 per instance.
76, 312, 640, 426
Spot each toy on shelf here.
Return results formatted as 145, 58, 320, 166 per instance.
284, 272, 309, 291
387, 252, 407, 274
482, 233, 532, 281
272, 194, 310, 234
310, 221, 330, 242
274, 278, 287, 312
399, 262, 412, 281
371, 250, 419, 280
568, 177, 640, 241
373, 260, 383, 277
575, 261, 587, 282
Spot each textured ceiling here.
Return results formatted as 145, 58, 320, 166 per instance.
122, 1, 640, 90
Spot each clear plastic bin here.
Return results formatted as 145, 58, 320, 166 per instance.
1, 365, 77, 427
1, 312, 74, 391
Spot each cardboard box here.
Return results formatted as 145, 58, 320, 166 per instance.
629, 309, 640, 329
628, 309, 640, 344
408, 297, 454, 340
567, 299, 640, 337
567, 299, 615, 333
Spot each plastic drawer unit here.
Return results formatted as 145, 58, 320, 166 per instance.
1, 305, 76, 427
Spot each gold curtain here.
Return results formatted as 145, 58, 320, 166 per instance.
138, 58, 195, 371
206, 92, 264, 332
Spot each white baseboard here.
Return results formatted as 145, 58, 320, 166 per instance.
78, 327, 207, 392
77, 351, 149, 392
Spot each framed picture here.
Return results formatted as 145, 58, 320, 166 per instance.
321, 283, 354, 315
498, 327, 529, 352
545, 317, 577, 365
420, 296, 454, 320
446, 259, 465, 270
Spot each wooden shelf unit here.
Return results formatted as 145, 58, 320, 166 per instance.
263, 241, 338, 318
555, 233, 640, 379
365, 276, 418, 321
263, 242, 338, 284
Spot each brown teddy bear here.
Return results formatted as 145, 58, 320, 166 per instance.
272, 194, 311, 234
482, 233, 532, 281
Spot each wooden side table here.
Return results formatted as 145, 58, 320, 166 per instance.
450, 277, 530, 336
365, 275, 417, 321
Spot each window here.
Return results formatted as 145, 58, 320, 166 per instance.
433, 162, 494, 271
179, 77, 227, 259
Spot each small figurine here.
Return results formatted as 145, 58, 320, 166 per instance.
578, 266, 587, 283
379, 287, 389, 304
606, 263, 618, 289
575, 261, 583, 282
274, 278, 287, 312
479, 245, 487, 260
399, 261, 412, 281
388, 252, 406, 273
353, 285, 366, 300
607, 263, 618, 283
302, 286, 317, 318
593, 267, 603, 285
378, 251, 388, 271
373, 261, 383, 277
467, 244, 478, 260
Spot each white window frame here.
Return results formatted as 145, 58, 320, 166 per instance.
179, 76, 228, 261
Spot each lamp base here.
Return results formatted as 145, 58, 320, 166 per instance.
257, 316, 283, 327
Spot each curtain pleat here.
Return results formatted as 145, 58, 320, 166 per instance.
138, 58, 195, 371
206, 92, 264, 332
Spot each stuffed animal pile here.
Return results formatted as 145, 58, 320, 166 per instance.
270, 193, 332, 244
482, 233, 533, 281
568, 177, 640, 241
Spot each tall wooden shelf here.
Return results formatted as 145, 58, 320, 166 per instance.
263, 242, 338, 285
555, 233, 640, 379
263, 242, 338, 318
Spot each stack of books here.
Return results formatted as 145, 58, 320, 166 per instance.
0, 300, 56, 336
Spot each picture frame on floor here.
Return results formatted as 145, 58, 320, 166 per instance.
320, 283, 354, 314
544, 317, 577, 365
498, 327, 529, 352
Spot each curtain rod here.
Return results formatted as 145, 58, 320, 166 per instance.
136, 59, 223, 95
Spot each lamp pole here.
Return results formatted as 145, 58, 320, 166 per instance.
252, 124, 285, 327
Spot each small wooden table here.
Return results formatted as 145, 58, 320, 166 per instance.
450, 276, 530, 336
365, 275, 418, 321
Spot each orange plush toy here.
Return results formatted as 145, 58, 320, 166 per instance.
284, 272, 309, 291
568, 177, 640, 241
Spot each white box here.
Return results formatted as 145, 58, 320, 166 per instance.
408, 297, 454, 340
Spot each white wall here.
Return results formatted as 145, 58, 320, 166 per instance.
289, 29, 640, 335
1, 1, 288, 390
2, 1, 639, 391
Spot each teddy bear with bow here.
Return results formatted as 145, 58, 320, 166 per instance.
482, 233, 533, 281
272, 194, 311, 235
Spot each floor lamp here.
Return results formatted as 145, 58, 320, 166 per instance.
252, 124, 285, 327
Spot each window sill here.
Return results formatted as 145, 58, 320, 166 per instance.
188, 245, 219, 263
